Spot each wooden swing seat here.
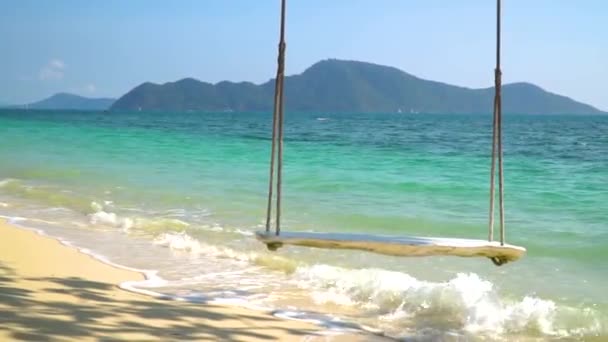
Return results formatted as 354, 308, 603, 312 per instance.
256, 231, 526, 265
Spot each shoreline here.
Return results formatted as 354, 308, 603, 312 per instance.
0, 217, 381, 341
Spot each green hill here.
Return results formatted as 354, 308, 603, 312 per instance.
111, 59, 603, 114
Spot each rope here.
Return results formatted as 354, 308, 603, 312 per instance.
265, 0, 287, 236
265, 63, 280, 232
489, 0, 506, 249
488, 83, 498, 242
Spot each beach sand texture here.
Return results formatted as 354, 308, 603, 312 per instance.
0, 219, 373, 341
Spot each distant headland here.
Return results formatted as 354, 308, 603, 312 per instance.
9, 59, 605, 115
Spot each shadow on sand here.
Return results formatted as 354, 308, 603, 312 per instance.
0, 262, 322, 341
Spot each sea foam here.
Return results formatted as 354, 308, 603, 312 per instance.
147, 229, 604, 338
292, 264, 604, 338
89, 201, 190, 233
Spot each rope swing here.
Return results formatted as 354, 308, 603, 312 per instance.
257, 0, 525, 266
265, 0, 287, 242
488, 0, 507, 266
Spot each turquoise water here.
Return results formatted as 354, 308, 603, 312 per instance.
0, 109, 607, 340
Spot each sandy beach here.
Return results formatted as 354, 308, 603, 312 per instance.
0, 218, 376, 341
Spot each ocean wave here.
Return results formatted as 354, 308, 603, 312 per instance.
0, 181, 231, 237
89, 202, 190, 233
0, 180, 215, 238
153, 231, 204, 253
144, 230, 605, 338
0, 181, 192, 234
292, 264, 605, 338
153, 231, 300, 273
0, 179, 94, 214
0, 178, 18, 187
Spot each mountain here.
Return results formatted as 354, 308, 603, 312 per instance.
26, 93, 115, 111
111, 59, 603, 115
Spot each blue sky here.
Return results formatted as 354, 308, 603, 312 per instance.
1, 0, 606, 110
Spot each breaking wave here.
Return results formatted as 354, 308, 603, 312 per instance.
151, 230, 605, 339
292, 265, 605, 339
89, 201, 191, 233
153, 231, 301, 273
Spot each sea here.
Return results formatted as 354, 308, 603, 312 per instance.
0, 109, 606, 341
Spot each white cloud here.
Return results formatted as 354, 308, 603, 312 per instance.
68, 83, 98, 95
39, 59, 66, 81
49, 59, 65, 69
85, 83, 96, 93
